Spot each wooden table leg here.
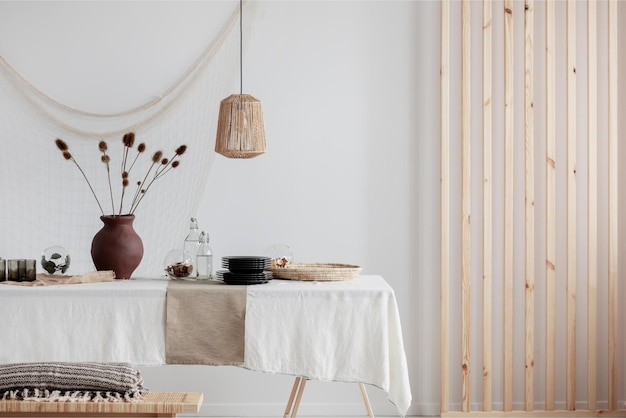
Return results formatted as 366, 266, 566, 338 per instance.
359, 383, 375, 418
284, 377, 302, 418
291, 378, 307, 418
285, 378, 374, 418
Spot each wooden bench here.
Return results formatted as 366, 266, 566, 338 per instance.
0, 391, 203, 418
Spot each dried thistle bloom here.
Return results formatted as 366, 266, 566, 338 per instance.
98, 141, 108, 152
55, 139, 69, 151
161, 158, 168, 165
101, 155, 110, 163
62, 151, 72, 160
172, 161, 180, 168
137, 143, 146, 153
122, 132, 135, 148
122, 178, 129, 187
152, 151, 163, 163
175, 145, 187, 156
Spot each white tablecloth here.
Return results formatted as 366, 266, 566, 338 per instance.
0, 275, 411, 415
244, 276, 411, 415
0, 280, 167, 365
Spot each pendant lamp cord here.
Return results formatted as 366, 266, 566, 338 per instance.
239, 0, 243, 95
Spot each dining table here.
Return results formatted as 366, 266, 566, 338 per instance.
0, 275, 411, 416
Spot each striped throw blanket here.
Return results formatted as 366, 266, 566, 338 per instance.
0, 362, 146, 402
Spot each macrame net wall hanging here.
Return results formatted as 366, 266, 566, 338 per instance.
0, 2, 257, 277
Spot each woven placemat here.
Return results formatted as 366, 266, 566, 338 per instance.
0, 271, 115, 286
268, 263, 361, 281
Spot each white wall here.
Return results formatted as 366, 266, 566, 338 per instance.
0, 1, 437, 416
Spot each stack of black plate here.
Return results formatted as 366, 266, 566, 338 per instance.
218, 256, 272, 285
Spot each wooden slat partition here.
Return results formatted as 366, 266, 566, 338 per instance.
482, 0, 493, 412
587, 0, 598, 411
440, 0, 450, 413
545, 0, 556, 411
503, 0, 514, 412
440, 0, 622, 415
523, 0, 534, 411
566, 0, 577, 410
461, 0, 471, 412
607, 0, 618, 411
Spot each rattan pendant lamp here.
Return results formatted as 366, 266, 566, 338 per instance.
215, 0, 266, 159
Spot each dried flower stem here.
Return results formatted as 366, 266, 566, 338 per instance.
55, 134, 186, 216
99, 141, 115, 215
118, 159, 128, 215
129, 160, 160, 214
129, 151, 183, 214
55, 139, 105, 215
127, 143, 146, 173
130, 182, 143, 214
74, 161, 105, 215
118, 141, 129, 215
118, 136, 144, 215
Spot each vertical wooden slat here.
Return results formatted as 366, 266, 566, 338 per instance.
461, 0, 471, 412
566, 0, 577, 410
587, 0, 598, 411
482, 0, 493, 412
523, 0, 534, 411
545, 0, 556, 411
607, 0, 618, 410
440, 0, 450, 413
503, 0, 514, 411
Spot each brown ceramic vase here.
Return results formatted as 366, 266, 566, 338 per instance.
91, 214, 143, 280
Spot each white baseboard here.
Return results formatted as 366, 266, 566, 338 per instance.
183, 400, 436, 417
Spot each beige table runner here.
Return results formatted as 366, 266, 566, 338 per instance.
165, 280, 246, 365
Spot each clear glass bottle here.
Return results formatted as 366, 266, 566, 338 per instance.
196, 231, 213, 280
184, 217, 200, 274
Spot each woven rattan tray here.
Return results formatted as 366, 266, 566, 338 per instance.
268, 263, 361, 281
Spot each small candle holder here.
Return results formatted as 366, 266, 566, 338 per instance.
7, 259, 19, 281
17, 259, 26, 281
7, 259, 36, 282
25, 259, 36, 282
